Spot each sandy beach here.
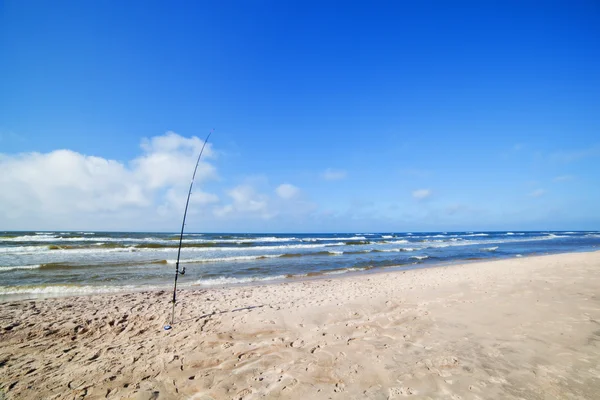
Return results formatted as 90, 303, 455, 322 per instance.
1, 251, 599, 399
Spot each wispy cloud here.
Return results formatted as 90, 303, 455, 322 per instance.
528, 189, 546, 198
275, 183, 300, 200
549, 146, 600, 163
412, 189, 432, 201
214, 184, 274, 219
321, 168, 347, 181
553, 175, 574, 182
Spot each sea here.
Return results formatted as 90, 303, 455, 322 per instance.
1, 231, 599, 301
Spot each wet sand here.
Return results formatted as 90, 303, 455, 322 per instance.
1, 251, 599, 399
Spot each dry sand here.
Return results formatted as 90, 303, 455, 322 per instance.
1, 251, 600, 399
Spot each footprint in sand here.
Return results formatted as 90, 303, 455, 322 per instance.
389, 386, 415, 396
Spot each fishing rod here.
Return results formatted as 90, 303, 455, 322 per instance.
165, 130, 213, 330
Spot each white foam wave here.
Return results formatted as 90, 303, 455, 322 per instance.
233, 237, 297, 243
463, 233, 489, 237
1, 235, 155, 243
170, 254, 282, 264
506, 232, 514, 235
382, 235, 394, 239
0, 265, 41, 272
515, 254, 523, 257
481, 246, 499, 252
302, 236, 366, 242
323, 267, 365, 275
0, 284, 153, 296
0, 246, 49, 254
1, 242, 346, 256
329, 251, 343, 255
193, 275, 287, 286
3, 235, 57, 241
410, 255, 429, 260
378, 248, 415, 252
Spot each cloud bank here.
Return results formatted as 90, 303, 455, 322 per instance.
0, 132, 309, 230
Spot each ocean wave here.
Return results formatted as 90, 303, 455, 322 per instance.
0, 245, 49, 254
0, 284, 154, 296
36, 260, 169, 271
192, 275, 287, 286
343, 240, 372, 245
463, 233, 489, 237
481, 246, 499, 252
171, 255, 281, 264
171, 250, 347, 264
2, 242, 348, 256
231, 237, 297, 243
506, 232, 514, 235
1, 235, 158, 243
0, 265, 41, 272
2, 234, 58, 241
373, 248, 415, 253
301, 236, 367, 242
322, 267, 366, 275
410, 255, 429, 260
389, 239, 409, 244
294, 266, 368, 278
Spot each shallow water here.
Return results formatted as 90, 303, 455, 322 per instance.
1, 230, 599, 300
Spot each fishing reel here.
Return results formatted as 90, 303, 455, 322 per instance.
175, 261, 186, 276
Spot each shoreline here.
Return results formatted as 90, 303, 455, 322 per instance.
1, 247, 598, 303
1, 250, 600, 399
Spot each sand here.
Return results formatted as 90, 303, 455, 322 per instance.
1, 251, 600, 400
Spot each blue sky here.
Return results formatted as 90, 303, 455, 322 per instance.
1, 1, 599, 232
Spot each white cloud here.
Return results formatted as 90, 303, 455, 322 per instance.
549, 146, 600, 163
412, 189, 432, 201
134, 131, 216, 189
214, 184, 274, 219
529, 189, 546, 198
321, 168, 347, 181
276, 183, 300, 199
0, 132, 217, 227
